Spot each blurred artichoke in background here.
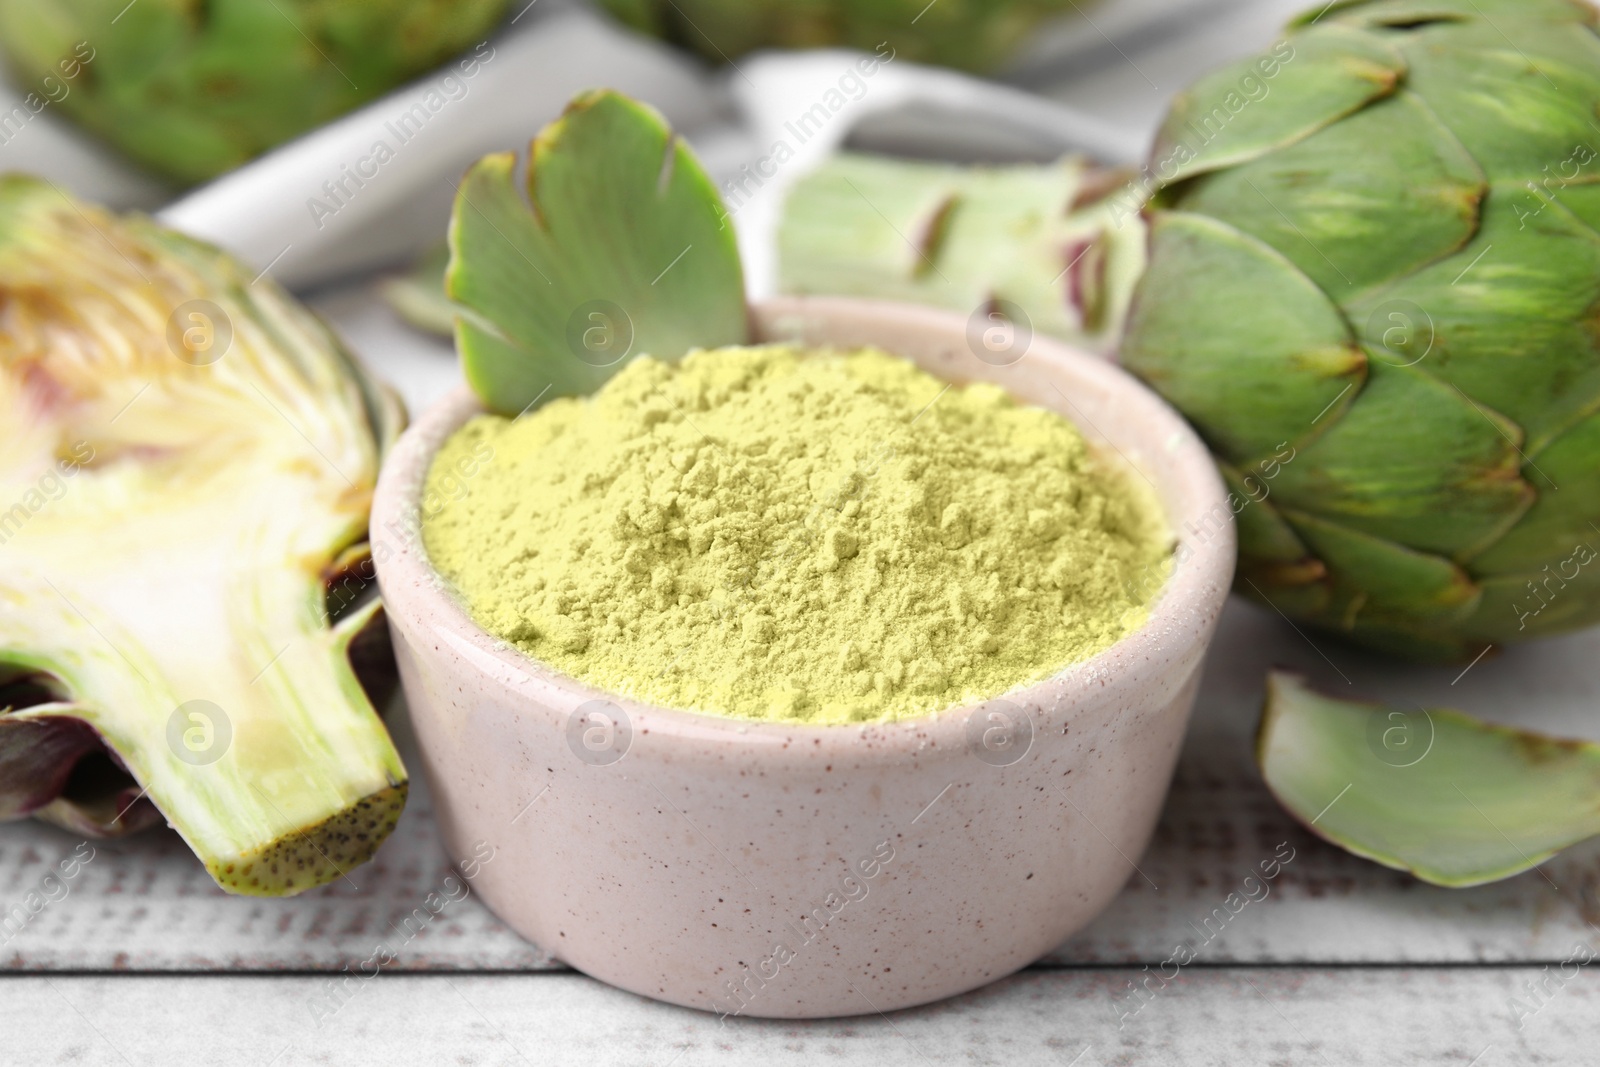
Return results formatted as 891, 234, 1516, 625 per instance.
781, 0, 1600, 662
0, 0, 509, 184
596, 0, 1079, 73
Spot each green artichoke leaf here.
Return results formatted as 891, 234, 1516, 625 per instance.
1258, 671, 1600, 887
1551, 180, 1600, 240
0, 176, 407, 896
1393, 13, 1600, 187
1467, 411, 1600, 641
777, 153, 1145, 352
1341, 184, 1600, 458
447, 89, 748, 416
1472, 408, 1600, 576
1295, 0, 1590, 29
0, 0, 510, 184
1218, 463, 1336, 621
1154, 23, 1404, 187
1177, 91, 1483, 299
1121, 211, 1366, 462
1275, 507, 1479, 623
1218, 463, 1316, 568
1266, 358, 1534, 558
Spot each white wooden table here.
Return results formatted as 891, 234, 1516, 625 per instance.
8, 569, 1599, 1063
8, 289, 1600, 1060
9, 1, 1600, 1060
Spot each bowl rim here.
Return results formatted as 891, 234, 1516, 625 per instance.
372, 296, 1235, 757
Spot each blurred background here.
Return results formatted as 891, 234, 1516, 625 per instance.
0, 0, 1306, 290
0, 0, 1312, 418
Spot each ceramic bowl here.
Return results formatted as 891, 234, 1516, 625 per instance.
372, 296, 1234, 1019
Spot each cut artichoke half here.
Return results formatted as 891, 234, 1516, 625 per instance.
1257, 671, 1600, 887
447, 89, 749, 415
0, 176, 407, 896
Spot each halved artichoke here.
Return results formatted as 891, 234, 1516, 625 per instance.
0, 175, 407, 895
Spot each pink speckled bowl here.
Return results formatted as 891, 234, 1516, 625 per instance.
373, 297, 1233, 1018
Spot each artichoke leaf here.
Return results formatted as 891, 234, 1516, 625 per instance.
1393, 14, 1600, 187
1469, 411, 1600, 580
1258, 671, 1600, 886
1265, 357, 1535, 559
0, 176, 406, 896
1296, 0, 1592, 28
1275, 506, 1480, 626
1177, 91, 1484, 300
1341, 182, 1600, 456
1153, 23, 1404, 187
447, 89, 748, 416
1121, 211, 1366, 462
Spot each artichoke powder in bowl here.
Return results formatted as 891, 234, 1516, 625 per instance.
420, 345, 1171, 724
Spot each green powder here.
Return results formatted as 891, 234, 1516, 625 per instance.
423, 345, 1170, 724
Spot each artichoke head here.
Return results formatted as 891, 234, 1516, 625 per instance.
0, 175, 407, 895
1119, 0, 1600, 661
596, 0, 1081, 73
777, 0, 1600, 660
0, 0, 509, 184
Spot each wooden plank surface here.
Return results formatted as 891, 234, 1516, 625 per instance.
6, 967, 1588, 1065
6, 598, 1599, 973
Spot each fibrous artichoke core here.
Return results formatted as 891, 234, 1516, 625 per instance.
0, 177, 407, 895
778, 154, 1145, 355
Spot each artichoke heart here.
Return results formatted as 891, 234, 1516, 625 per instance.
0, 175, 407, 896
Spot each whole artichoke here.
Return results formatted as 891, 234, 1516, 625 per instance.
0, 0, 508, 184
596, 0, 1079, 73
1121, 0, 1600, 661
781, 0, 1600, 662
